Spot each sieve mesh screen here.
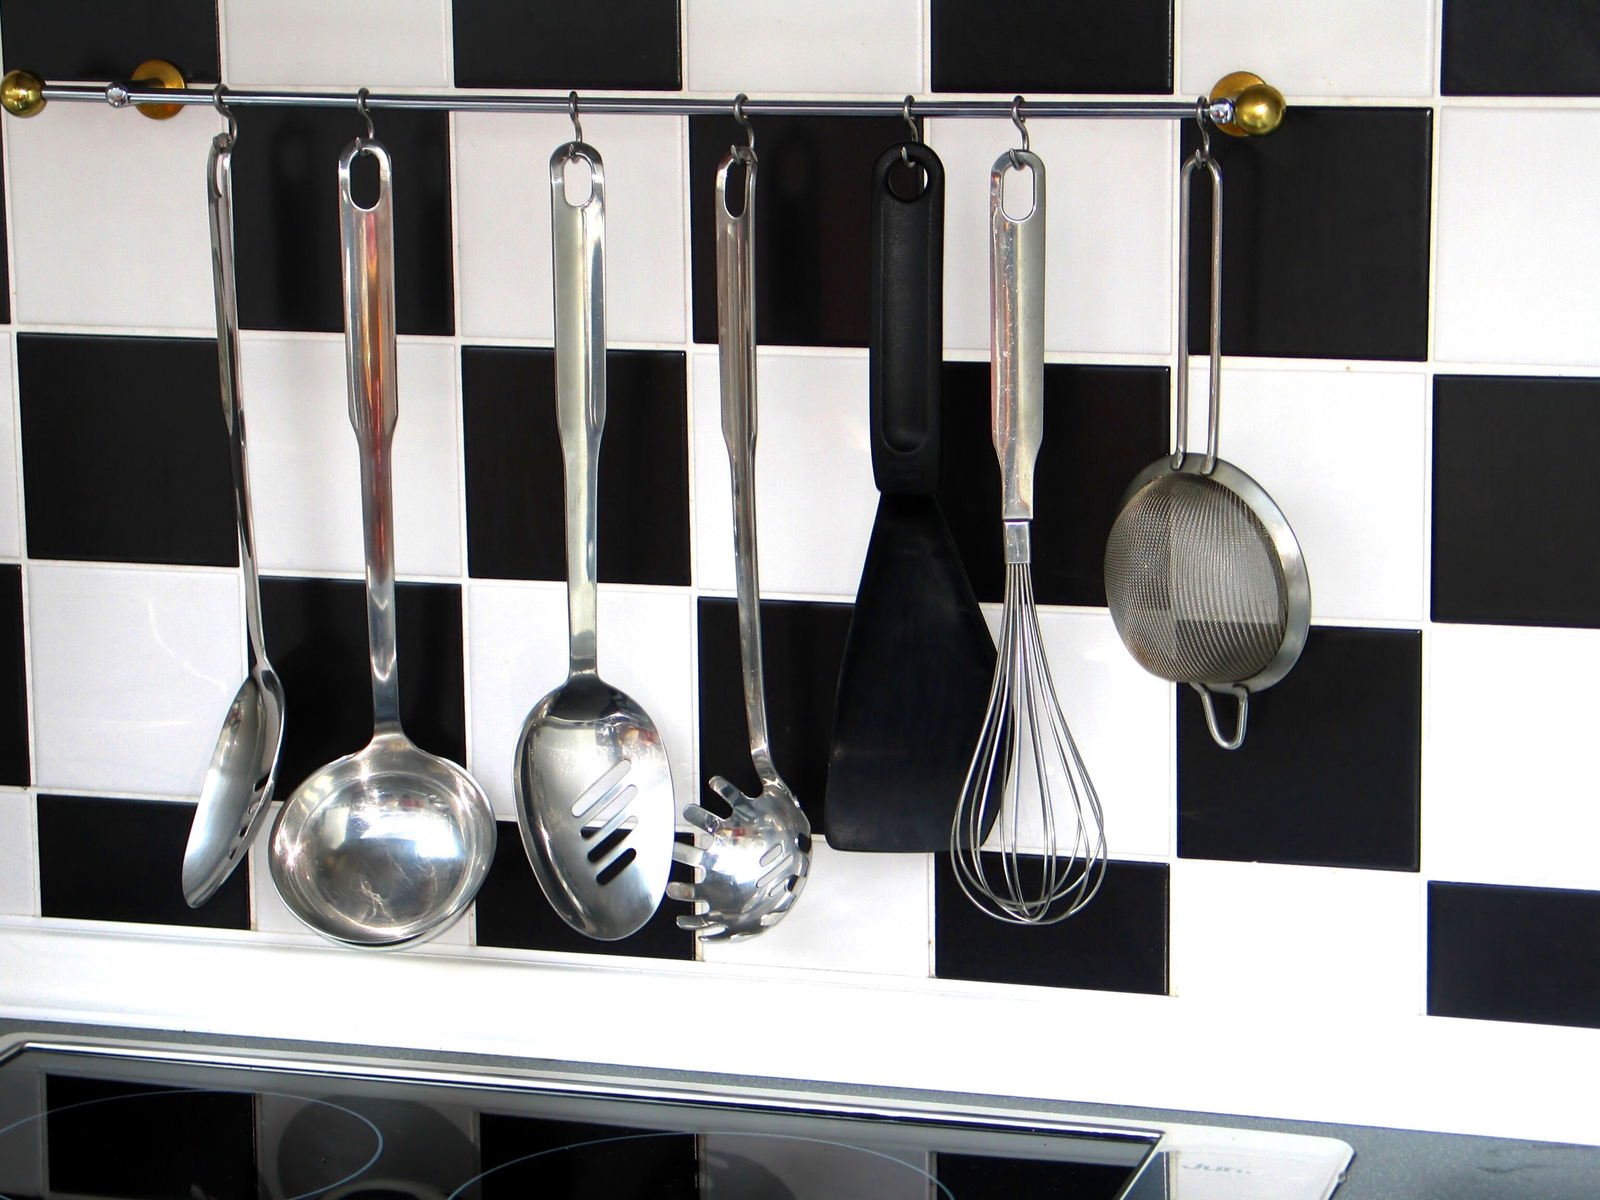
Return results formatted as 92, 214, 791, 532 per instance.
1105, 472, 1288, 687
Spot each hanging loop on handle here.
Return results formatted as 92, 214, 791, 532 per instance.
1173, 109, 1224, 476
1193, 682, 1248, 751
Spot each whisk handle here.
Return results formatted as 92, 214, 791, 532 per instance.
989, 149, 1045, 524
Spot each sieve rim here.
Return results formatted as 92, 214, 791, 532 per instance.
1107, 451, 1311, 695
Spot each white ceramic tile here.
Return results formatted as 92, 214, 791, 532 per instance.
1181, 363, 1427, 623
1427, 624, 1600, 891
223, 0, 450, 87
692, 350, 876, 598
0, 790, 36, 916
1170, 859, 1423, 1016
1436, 110, 1600, 369
466, 581, 695, 819
931, 118, 1172, 358
974, 607, 1172, 860
684, 0, 921, 94
8, 104, 218, 331
454, 113, 687, 345
30, 564, 241, 796
699, 839, 931, 976
0, 341, 20, 559
1180, 0, 1435, 98
241, 334, 462, 578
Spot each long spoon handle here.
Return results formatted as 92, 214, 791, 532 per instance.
551, 142, 606, 677
207, 133, 269, 669
714, 146, 777, 783
339, 137, 402, 732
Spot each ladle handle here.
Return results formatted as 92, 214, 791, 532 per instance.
207, 132, 268, 669
870, 140, 944, 496
339, 137, 402, 732
989, 148, 1045, 547
715, 146, 776, 781
551, 141, 606, 677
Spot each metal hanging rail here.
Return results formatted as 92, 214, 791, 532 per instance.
0, 63, 1287, 136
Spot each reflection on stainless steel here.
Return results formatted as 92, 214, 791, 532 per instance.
183, 109, 286, 909
514, 139, 676, 942
671, 135, 811, 941
0, 1036, 1354, 1200
268, 136, 495, 948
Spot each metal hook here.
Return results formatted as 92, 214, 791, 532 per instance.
1194, 94, 1213, 160
356, 87, 375, 140
212, 82, 238, 143
1008, 94, 1029, 170
732, 93, 755, 154
568, 90, 583, 145
899, 95, 919, 166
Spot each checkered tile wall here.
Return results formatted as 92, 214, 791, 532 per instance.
1, 0, 1598, 1138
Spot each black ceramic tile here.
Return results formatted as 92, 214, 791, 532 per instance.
0, 567, 27, 787
453, 0, 681, 90
1443, 0, 1600, 95
938, 362, 1168, 607
473, 821, 695, 960
1181, 107, 1432, 362
697, 597, 851, 834
37, 794, 250, 928
1178, 627, 1421, 871
480, 1113, 697, 1198
1433, 375, 1600, 628
45, 1076, 255, 1200
1429, 881, 1600, 1029
937, 1153, 1137, 1200
934, 858, 1168, 994
689, 116, 911, 348
931, 0, 1172, 94
229, 105, 453, 335
18, 334, 236, 568
462, 346, 691, 586
259, 577, 465, 797
0, 123, 10, 328
1, 1, 219, 85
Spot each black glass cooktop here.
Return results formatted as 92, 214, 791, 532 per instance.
0, 1041, 1158, 1199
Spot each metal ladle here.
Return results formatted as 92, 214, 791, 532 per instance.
182, 95, 286, 908
268, 133, 496, 948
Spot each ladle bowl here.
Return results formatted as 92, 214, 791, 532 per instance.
270, 731, 495, 948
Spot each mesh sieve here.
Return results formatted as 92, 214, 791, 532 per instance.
1104, 471, 1289, 687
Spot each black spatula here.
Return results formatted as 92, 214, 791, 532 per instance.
826, 141, 997, 854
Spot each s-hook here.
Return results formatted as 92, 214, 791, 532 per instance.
1009, 94, 1029, 170
900, 94, 918, 166
732, 92, 755, 154
567, 90, 583, 146
355, 86, 375, 140
212, 82, 237, 145
1193, 93, 1213, 160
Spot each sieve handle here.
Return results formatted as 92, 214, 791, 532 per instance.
1193, 682, 1248, 751
989, 149, 1045, 524
1175, 147, 1223, 474
870, 140, 945, 495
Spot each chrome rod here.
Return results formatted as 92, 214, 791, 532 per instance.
48, 81, 1235, 124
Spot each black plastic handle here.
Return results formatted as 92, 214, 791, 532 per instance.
870, 140, 945, 496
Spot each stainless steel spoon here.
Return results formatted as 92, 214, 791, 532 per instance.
513, 140, 675, 942
183, 119, 286, 908
669, 142, 810, 941
268, 137, 496, 948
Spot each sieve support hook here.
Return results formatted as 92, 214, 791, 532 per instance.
1193, 682, 1248, 750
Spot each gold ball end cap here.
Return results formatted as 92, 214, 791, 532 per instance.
1210, 71, 1286, 137
1, 69, 46, 118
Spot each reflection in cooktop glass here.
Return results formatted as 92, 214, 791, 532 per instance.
0, 1046, 1154, 1199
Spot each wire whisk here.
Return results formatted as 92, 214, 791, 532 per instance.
951, 138, 1106, 926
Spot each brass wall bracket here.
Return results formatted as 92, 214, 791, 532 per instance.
2, 59, 187, 120
1210, 71, 1286, 137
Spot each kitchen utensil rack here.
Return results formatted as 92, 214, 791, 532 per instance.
0, 62, 1285, 136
